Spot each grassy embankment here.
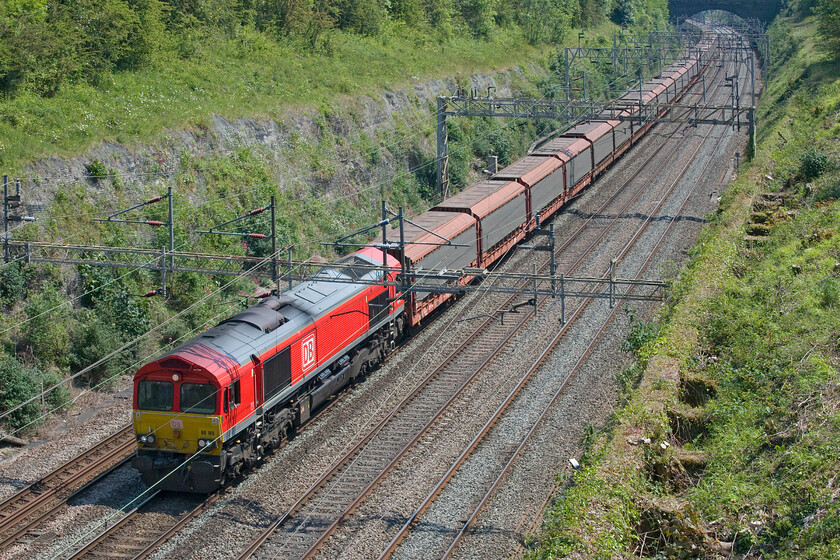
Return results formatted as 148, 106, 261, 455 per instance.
528, 12, 840, 560
0, 25, 543, 170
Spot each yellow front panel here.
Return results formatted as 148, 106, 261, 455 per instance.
133, 411, 222, 455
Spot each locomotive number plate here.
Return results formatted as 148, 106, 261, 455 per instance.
170, 419, 184, 430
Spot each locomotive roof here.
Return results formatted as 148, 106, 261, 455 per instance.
136, 248, 398, 383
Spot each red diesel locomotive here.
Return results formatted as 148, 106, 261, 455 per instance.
132, 247, 405, 492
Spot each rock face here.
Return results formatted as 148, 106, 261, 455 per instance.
23, 67, 539, 209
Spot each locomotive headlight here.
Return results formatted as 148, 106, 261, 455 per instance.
198, 438, 217, 450
138, 434, 156, 445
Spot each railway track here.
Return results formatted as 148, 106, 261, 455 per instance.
48, 387, 356, 560
228, 52, 734, 560
376, 66, 742, 557
62, 491, 221, 560
0, 425, 135, 549
232, 294, 539, 559
456, 97, 737, 559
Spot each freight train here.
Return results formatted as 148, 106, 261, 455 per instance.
132, 34, 717, 492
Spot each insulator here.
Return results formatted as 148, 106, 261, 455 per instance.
248, 233, 267, 239
143, 290, 158, 297
146, 220, 164, 227
147, 196, 163, 204
249, 207, 266, 216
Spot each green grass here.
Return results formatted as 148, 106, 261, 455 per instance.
0, 24, 544, 171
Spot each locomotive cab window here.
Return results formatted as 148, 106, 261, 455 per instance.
137, 380, 173, 411
225, 379, 241, 412
180, 383, 217, 414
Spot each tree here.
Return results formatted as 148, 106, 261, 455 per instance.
518, 0, 576, 44
335, 0, 386, 35
578, 0, 609, 27
425, 0, 453, 36
814, 0, 840, 57
611, 0, 637, 26
457, 0, 496, 37
0, 5, 85, 96
390, 0, 425, 26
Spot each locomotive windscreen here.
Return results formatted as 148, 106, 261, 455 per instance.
264, 346, 292, 400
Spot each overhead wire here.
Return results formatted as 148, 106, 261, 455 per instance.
3, 298, 243, 439
48, 230, 519, 560
1, 33, 630, 423
0, 72, 561, 320
22, 32, 712, 557
0, 251, 283, 424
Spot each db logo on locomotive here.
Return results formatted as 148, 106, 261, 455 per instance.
301, 333, 316, 372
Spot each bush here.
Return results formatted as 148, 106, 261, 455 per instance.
815, 179, 840, 202
23, 284, 70, 369
799, 147, 830, 180
619, 308, 659, 355
85, 158, 109, 180
814, 0, 840, 57
0, 356, 69, 431
69, 310, 136, 388
817, 277, 839, 309
0, 262, 26, 308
